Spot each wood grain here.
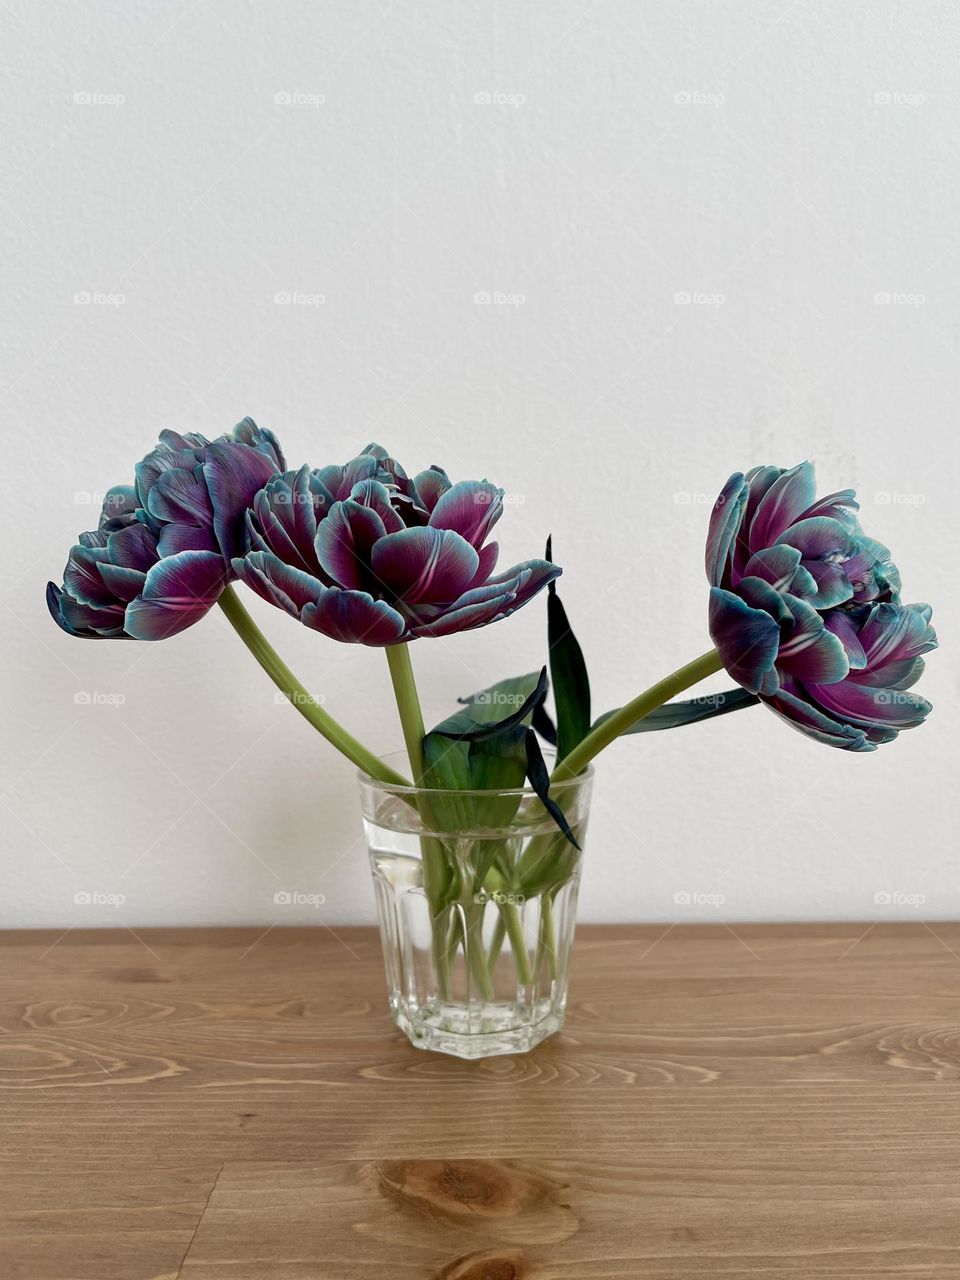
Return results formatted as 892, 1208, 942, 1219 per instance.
2, 924, 960, 1277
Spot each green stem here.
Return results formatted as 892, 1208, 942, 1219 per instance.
385, 643, 427, 782
552, 648, 724, 780
218, 585, 410, 787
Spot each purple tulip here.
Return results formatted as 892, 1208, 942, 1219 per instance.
706, 462, 935, 750
48, 418, 284, 640
232, 444, 559, 645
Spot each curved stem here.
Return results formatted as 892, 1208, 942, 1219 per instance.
218, 584, 410, 787
552, 648, 724, 781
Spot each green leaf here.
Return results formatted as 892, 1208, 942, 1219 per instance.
592, 687, 759, 735
546, 536, 591, 762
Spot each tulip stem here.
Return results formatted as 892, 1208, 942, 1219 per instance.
552, 648, 725, 780
217, 585, 411, 788
385, 642, 427, 783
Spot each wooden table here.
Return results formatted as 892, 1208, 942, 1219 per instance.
2, 923, 959, 1278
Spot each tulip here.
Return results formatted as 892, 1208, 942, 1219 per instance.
231, 445, 559, 645
48, 418, 284, 640
705, 462, 936, 749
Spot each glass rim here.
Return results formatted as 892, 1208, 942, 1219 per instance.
357, 749, 593, 799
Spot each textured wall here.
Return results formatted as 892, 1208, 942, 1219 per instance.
2, 0, 956, 927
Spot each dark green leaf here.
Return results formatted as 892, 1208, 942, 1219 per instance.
524, 728, 580, 849
546, 536, 591, 761
593, 687, 759, 735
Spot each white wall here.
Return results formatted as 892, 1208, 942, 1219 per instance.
2, 0, 957, 928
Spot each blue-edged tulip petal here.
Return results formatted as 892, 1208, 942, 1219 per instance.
231, 551, 323, 617
775, 594, 849, 684
302, 587, 406, 646
348, 479, 405, 534
708, 587, 780, 695
124, 551, 229, 640
705, 473, 746, 587
203, 441, 279, 562
764, 687, 873, 751
107, 522, 160, 571
428, 480, 503, 549
64, 545, 116, 606
412, 466, 451, 514
97, 563, 147, 603
742, 544, 804, 594
806, 678, 932, 731
314, 498, 386, 591
371, 526, 480, 606
750, 462, 817, 550
314, 454, 379, 502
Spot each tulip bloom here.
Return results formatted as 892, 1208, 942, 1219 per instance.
232, 444, 559, 644
48, 418, 284, 640
706, 462, 935, 750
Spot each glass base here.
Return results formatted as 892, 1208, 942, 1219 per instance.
392, 996, 565, 1058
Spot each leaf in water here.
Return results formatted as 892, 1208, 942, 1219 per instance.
524, 728, 580, 850
546, 535, 591, 762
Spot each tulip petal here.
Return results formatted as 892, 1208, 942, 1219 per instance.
742, 544, 803, 594
413, 466, 452, 513
775, 515, 853, 559
314, 454, 379, 502
801, 558, 854, 610
203, 441, 279, 561
156, 523, 220, 556
315, 499, 387, 590
763, 687, 873, 751
824, 609, 867, 669
97, 563, 147, 603
428, 480, 503, 548
64, 545, 116, 606
107, 522, 160, 571
124, 551, 228, 640
705, 473, 746, 587
750, 462, 817, 549
807, 679, 932, 731
146, 467, 212, 527
348, 479, 405, 533
708, 586, 781, 694
371, 527, 480, 606
302, 588, 406, 646
776, 594, 849, 684
232, 551, 323, 617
